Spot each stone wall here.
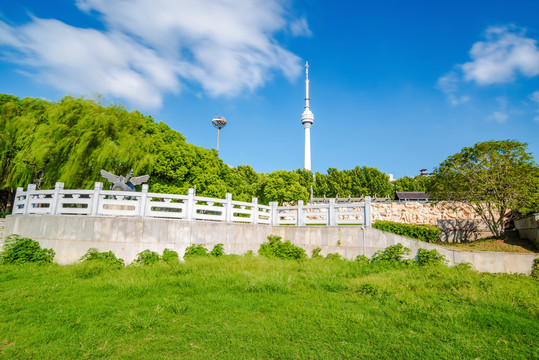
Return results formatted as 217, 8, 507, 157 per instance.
371, 201, 482, 225
515, 213, 539, 248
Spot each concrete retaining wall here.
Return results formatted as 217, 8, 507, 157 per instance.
0, 219, 5, 245
4, 215, 537, 275
515, 213, 539, 249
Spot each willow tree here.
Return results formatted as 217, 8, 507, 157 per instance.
431, 140, 539, 238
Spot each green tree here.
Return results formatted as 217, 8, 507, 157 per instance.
255, 170, 309, 205
361, 166, 392, 197
431, 140, 539, 238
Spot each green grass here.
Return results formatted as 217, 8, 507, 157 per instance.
1, 256, 538, 359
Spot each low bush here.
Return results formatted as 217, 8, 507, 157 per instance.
311, 247, 322, 258
79, 248, 124, 266
0, 212, 10, 218
210, 244, 225, 257
259, 235, 306, 260
371, 243, 410, 262
532, 258, 539, 279
0, 235, 55, 264
133, 250, 161, 265
373, 221, 439, 243
416, 248, 449, 266
161, 248, 179, 263
325, 252, 343, 260
355, 255, 369, 263
184, 244, 209, 258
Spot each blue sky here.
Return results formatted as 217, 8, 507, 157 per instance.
1, 0, 538, 178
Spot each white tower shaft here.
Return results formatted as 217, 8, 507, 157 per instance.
304, 126, 311, 170
301, 61, 314, 171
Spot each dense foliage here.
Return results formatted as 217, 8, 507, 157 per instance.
0, 94, 399, 208
79, 248, 125, 266
430, 140, 539, 237
258, 234, 307, 260
373, 221, 440, 242
0, 234, 55, 264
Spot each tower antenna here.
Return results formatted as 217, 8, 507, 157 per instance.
301, 61, 314, 170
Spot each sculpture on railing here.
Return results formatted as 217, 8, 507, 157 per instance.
100, 169, 149, 191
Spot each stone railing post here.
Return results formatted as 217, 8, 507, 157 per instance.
365, 196, 372, 226
297, 200, 304, 226
269, 202, 278, 226
186, 188, 195, 221
50, 182, 64, 215
23, 184, 36, 215
328, 198, 337, 226
225, 193, 233, 223
14, 187, 23, 214
91, 182, 103, 216
252, 197, 259, 224
140, 184, 149, 218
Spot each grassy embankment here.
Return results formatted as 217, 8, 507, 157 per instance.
440, 237, 538, 253
1, 256, 538, 359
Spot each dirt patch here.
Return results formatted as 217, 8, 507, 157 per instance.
439, 237, 539, 253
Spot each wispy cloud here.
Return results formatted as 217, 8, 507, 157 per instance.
436, 71, 470, 106
487, 96, 509, 123
437, 25, 539, 118
462, 25, 539, 85
0, 0, 309, 109
530, 90, 539, 122
290, 16, 312, 37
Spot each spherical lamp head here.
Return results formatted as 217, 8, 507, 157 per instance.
212, 116, 227, 129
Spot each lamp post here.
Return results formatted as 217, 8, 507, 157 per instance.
211, 116, 227, 152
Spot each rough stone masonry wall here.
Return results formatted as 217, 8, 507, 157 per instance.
371, 202, 482, 225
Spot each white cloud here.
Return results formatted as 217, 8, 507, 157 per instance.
436, 71, 470, 106
462, 26, 539, 85
0, 0, 308, 108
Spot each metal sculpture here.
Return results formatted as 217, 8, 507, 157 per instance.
100, 169, 150, 191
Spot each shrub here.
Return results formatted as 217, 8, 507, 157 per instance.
133, 250, 160, 265
325, 252, 343, 260
456, 262, 473, 271
79, 248, 124, 266
355, 255, 369, 263
210, 244, 225, 257
371, 243, 410, 262
184, 244, 209, 258
0, 212, 9, 218
162, 248, 179, 263
416, 248, 449, 266
311, 247, 322, 258
259, 235, 306, 260
0, 235, 55, 264
532, 258, 539, 279
373, 221, 439, 243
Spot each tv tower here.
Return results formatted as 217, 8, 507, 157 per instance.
301, 61, 314, 171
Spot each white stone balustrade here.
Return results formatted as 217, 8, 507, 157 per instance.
12, 183, 371, 226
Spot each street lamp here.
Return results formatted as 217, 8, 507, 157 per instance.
211, 116, 227, 152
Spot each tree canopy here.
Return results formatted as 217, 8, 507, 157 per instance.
430, 140, 539, 237
0, 94, 397, 209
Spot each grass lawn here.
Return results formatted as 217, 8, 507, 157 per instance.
439, 237, 538, 254
0, 256, 538, 359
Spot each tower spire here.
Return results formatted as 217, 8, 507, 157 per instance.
301, 61, 314, 171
